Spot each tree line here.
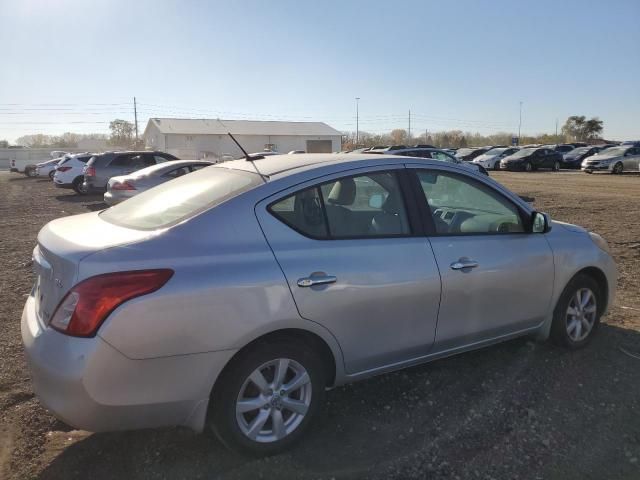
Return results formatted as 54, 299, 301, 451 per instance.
342, 116, 605, 150
4, 115, 605, 150
8, 119, 141, 149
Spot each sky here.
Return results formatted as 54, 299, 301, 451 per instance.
1, 0, 639, 143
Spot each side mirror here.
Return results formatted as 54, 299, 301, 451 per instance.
369, 194, 383, 209
532, 211, 552, 234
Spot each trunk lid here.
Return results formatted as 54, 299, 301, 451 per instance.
32, 212, 153, 326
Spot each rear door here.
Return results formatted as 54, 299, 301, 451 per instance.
408, 165, 554, 350
256, 165, 441, 374
623, 148, 640, 169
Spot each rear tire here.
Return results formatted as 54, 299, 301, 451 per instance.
72, 176, 87, 195
25, 166, 36, 177
208, 341, 326, 456
550, 274, 602, 349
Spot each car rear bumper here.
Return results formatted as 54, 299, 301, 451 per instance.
21, 295, 232, 433
83, 178, 106, 194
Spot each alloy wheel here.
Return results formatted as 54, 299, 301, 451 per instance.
613, 163, 623, 174
525, 162, 532, 172
235, 358, 312, 443
566, 288, 597, 342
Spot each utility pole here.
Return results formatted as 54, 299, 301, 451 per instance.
518, 101, 523, 143
408, 109, 411, 140
555, 118, 558, 137
133, 96, 139, 145
425, 128, 428, 143
355, 97, 360, 148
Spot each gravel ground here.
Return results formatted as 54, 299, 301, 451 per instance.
1, 170, 639, 480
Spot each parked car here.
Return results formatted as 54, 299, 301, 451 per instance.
500, 147, 563, 172
22, 153, 616, 455
83, 151, 179, 194
369, 147, 488, 175
472, 147, 520, 170
621, 140, 640, 147
581, 146, 640, 174
561, 146, 603, 169
288, 150, 306, 154
35, 158, 63, 179
104, 160, 213, 206
455, 147, 491, 162
52, 153, 94, 194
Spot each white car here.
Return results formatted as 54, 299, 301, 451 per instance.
35, 158, 63, 179
53, 153, 93, 194
473, 147, 520, 170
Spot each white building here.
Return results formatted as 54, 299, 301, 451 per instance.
143, 118, 343, 160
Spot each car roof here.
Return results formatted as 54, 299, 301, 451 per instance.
220, 153, 462, 179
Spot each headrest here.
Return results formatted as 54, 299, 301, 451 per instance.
327, 178, 356, 206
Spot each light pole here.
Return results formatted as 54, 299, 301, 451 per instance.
355, 97, 360, 148
518, 101, 523, 143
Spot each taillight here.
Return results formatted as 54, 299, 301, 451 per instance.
85, 166, 96, 176
111, 181, 136, 191
49, 269, 173, 337
57, 166, 72, 172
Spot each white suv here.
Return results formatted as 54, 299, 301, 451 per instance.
53, 153, 93, 194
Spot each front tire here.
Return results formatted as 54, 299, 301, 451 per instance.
48, 170, 55, 180
525, 161, 533, 172
552, 161, 561, 172
612, 162, 623, 174
551, 274, 602, 349
208, 341, 326, 455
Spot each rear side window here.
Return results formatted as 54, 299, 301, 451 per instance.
269, 171, 410, 239
110, 154, 133, 167
100, 167, 262, 230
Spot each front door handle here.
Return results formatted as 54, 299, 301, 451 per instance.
297, 274, 337, 287
450, 259, 479, 270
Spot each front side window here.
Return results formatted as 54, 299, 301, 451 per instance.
416, 170, 525, 235
269, 171, 410, 239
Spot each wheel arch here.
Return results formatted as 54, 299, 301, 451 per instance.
211, 328, 340, 397
573, 266, 609, 312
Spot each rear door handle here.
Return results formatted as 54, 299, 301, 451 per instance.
297, 274, 337, 287
450, 259, 479, 270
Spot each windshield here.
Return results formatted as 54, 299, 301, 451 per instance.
508, 148, 536, 159
100, 166, 262, 230
456, 148, 475, 156
483, 148, 507, 156
597, 147, 627, 157
566, 147, 590, 156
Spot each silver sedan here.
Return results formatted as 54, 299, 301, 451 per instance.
104, 160, 214, 205
22, 154, 616, 455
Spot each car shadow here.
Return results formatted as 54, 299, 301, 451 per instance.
36, 323, 640, 480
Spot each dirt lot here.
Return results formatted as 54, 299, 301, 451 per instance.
1, 170, 639, 480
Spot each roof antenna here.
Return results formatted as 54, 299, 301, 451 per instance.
217, 119, 267, 183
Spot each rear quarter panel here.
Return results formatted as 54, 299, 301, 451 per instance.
88, 197, 345, 381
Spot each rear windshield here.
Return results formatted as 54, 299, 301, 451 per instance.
100, 167, 262, 230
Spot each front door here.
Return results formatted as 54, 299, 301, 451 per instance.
256, 166, 441, 374
623, 147, 640, 170
409, 166, 554, 350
